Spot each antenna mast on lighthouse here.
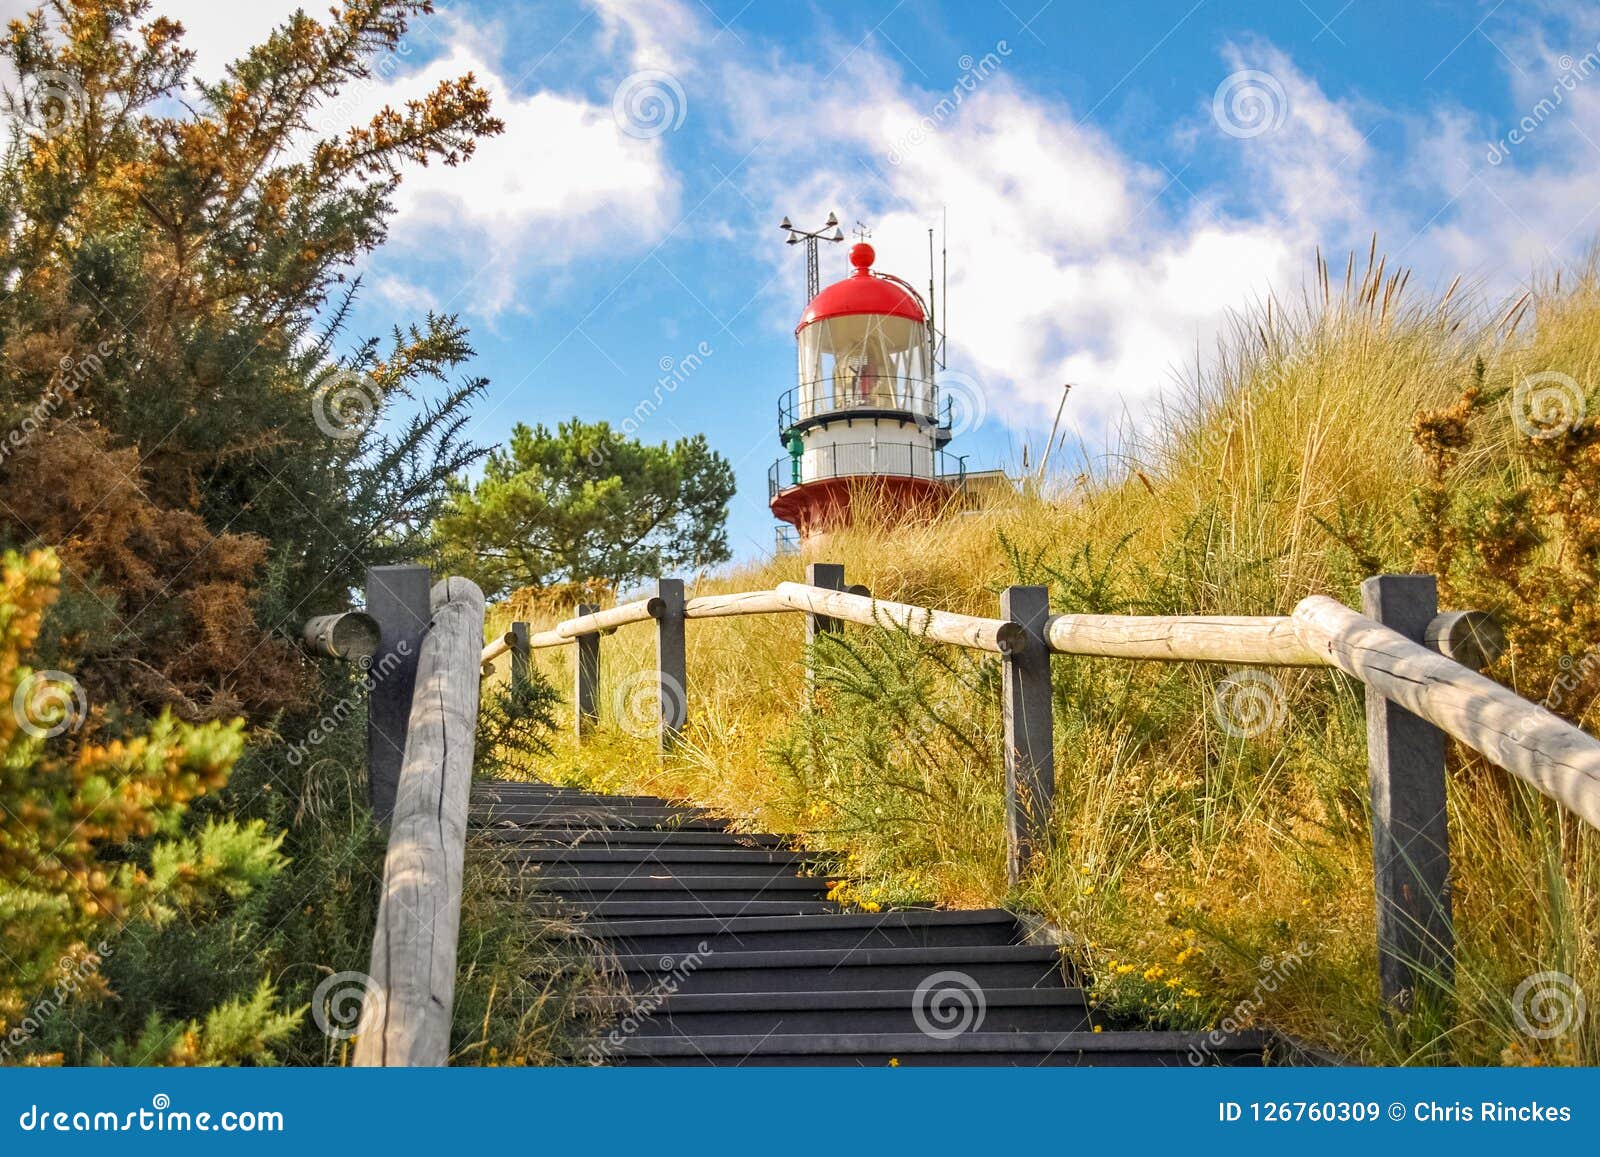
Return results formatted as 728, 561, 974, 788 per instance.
780, 212, 844, 301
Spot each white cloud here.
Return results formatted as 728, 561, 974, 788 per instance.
357, 39, 680, 315
722, 43, 1325, 435
0, 0, 682, 319
591, 0, 703, 74
136, 0, 307, 78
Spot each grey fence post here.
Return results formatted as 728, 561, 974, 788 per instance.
656, 579, 687, 755
509, 621, 531, 694
573, 602, 600, 742
1362, 574, 1454, 1015
364, 564, 431, 824
805, 563, 845, 692
1001, 585, 1054, 886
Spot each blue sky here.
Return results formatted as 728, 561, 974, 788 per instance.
120, 0, 1600, 559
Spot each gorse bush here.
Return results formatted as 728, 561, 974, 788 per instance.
522, 248, 1600, 1065
0, 0, 526, 1065
0, 0, 500, 719
0, 548, 296, 1064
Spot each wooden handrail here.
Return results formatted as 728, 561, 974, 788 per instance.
481, 630, 514, 665
557, 597, 663, 639
356, 577, 485, 1067
771, 581, 1025, 653
1044, 612, 1326, 666
685, 589, 791, 618
1293, 595, 1600, 829
475, 577, 1598, 833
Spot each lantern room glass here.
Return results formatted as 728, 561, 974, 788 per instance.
796, 314, 931, 422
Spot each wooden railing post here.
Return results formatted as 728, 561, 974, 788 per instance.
1361, 574, 1454, 1015
1001, 585, 1054, 885
805, 563, 845, 692
509, 621, 531, 693
656, 579, 687, 755
572, 602, 599, 742
363, 564, 431, 824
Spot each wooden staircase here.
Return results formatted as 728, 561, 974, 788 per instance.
472, 779, 1269, 1066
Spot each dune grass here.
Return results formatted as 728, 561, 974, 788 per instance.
491, 249, 1600, 1066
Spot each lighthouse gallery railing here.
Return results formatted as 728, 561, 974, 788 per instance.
767, 442, 968, 500
777, 376, 950, 433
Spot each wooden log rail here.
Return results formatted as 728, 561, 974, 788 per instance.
476, 563, 1600, 1023
354, 576, 485, 1067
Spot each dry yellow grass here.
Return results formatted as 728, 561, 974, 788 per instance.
488, 249, 1600, 1065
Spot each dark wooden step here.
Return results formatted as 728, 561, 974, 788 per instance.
498, 847, 821, 867
523, 862, 817, 884
606, 985, 1089, 1036
545, 898, 846, 919
473, 787, 687, 807
611, 945, 1067, 995
474, 804, 712, 821
478, 827, 792, 849
474, 812, 732, 833
521, 876, 833, 906
610, 1030, 1269, 1066
581, 909, 1021, 955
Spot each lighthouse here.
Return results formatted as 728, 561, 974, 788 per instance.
769, 237, 964, 549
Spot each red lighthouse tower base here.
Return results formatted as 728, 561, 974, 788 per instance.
770, 474, 955, 544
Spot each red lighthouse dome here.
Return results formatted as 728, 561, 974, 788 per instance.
797, 244, 926, 331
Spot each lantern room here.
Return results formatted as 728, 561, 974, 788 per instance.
794, 246, 936, 424
770, 239, 963, 549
